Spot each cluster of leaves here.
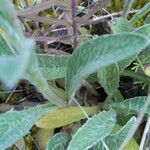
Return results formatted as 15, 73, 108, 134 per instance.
0, 0, 150, 150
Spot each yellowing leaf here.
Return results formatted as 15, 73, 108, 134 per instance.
124, 138, 139, 150
36, 106, 100, 129
34, 128, 54, 150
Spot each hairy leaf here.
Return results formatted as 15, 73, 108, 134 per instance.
97, 57, 135, 95
0, 35, 70, 81
67, 110, 116, 150
0, 46, 33, 87
66, 34, 149, 99
112, 96, 150, 115
0, 0, 35, 87
0, 104, 57, 149
0, 0, 67, 107
36, 106, 99, 129
104, 117, 137, 149
108, 17, 133, 33
24, 56, 67, 107
37, 54, 70, 80
97, 64, 119, 95
0, 34, 12, 55
46, 132, 70, 150
98, 17, 135, 95
0, 27, 66, 106
92, 117, 138, 150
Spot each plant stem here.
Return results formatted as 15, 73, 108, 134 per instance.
113, 89, 124, 102
16, 0, 68, 16
77, 9, 139, 25
81, 0, 110, 21
18, 15, 71, 27
71, 0, 78, 48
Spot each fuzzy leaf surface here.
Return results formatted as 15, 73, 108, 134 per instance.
37, 54, 70, 80
92, 117, 138, 150
67, 110, 116, 150
0, 104, 57, 149
97, 57, 135, 95
98, 17, 135, 95
112, 96, 150, 115
46, 132, 70, 150
108, 17, 133, 33
66, 34, 149, 99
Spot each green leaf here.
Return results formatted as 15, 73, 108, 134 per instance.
36, 106, 99, 129
97, 64, 119, 95
97, 16, 136, 95
0, 0, 35, 87
0, 33, 66, 106
0, 35, 70, 81
37, 54, 70, 80
0, 27, 66, 107
112, 96, 150, 115
66, 34, 149, 99
46, 132, 70, 150
0, 1, 66, 107
24, 56, 67, 107
134, 24, 150, 36
0, 34, 12, 55
97, 56, 135, 95
67, 110, 116, 150
0, 104, 57, 149
0, 34, 67, 106
104, 117, 137, 149
100, 17, 137, 95
108, 17, 133, 33
92, 117, 138, 150
130, 2, 150, 24
0, 46, 33, 87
